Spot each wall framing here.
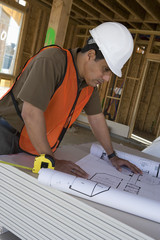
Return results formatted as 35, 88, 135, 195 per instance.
64, 22, 160, 140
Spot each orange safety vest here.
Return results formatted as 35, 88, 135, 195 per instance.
16, 46, 93, 155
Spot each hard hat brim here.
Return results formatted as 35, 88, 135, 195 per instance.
102, 53, 122, 77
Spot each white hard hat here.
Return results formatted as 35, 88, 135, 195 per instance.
89, 22, 134, 77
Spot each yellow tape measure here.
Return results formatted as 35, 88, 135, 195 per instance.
33, 154, 55, 173
0, 154, 55, 173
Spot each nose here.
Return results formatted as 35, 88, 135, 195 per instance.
102, 71, 112, 82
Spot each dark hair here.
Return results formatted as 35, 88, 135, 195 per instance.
80, 37, 104, 61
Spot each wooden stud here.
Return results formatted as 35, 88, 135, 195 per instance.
128, 34, 155, 137
82, 0, 114, 20
2, 0, 27, 12
99, 0, 129, 19
143, 63, 160, 134
136, 0, 160, 21
116, 0, 145, 20
73, 0, 100, 18
155, 110, 160, 138
47, 0, 73, 47
115, 33, 139, 125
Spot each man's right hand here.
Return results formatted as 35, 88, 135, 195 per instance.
54, 159, 88, 179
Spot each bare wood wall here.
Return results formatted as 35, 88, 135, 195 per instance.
135, 61, 160, 136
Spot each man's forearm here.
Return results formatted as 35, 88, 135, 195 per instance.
21, 101, 53, 156
21, 102, 89, 178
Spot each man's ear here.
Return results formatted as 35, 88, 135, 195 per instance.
88, 49, 96, 60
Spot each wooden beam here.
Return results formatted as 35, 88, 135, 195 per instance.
112, 17, 159, 25
71, 5, 88, 18
128, 22, 142, 29
129, 29, 160, 35
1, 0, 27, 12
77, 25, 95, 28
129, 20, 153, 30
0, 73, 14, 79
142, 23, 155, 31
155, 110, 160, 137
76, 34, 90, 38
136, 40, 160, 47
83, 16, 108, 21
47, 0, 73, 47
144, 13, 160, 24
146, 53, 160, 62
38, 0, 53, 7
128, 35, 155, 137
70, 0, 160, 30
98, 0, 129, 19
73, 0, 100, 18
88, 19, 102, 26
75, 25, 160, 36
71, 17, 91, 25
82, 0, 114, 20
140, 62, 159, 132
136, 0, 160, 21
28, 0, 51, 9
117, 0, 145, 20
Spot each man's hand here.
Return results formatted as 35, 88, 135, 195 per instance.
110, 156, 142, 174
54, 159, 89, 178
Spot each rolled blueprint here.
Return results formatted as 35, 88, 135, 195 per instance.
38, 168, 160, 223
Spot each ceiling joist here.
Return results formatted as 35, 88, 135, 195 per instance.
99, 0, 129, 20
70, 0, 160, 31
136, 0, 160, 21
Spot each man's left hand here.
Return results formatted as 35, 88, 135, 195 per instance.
110, 156, 142, 174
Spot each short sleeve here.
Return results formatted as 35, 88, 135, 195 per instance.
17, 48, 66, 111
84, 88, 102, 115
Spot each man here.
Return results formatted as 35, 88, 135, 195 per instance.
0, 22, 142, 177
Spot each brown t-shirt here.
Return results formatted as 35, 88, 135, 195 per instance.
0, 47, 102, 132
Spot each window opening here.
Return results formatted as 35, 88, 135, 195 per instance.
15, 0, 27, 7
0, 3, 23, 75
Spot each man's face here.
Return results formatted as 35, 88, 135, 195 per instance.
83, 51, 112, 87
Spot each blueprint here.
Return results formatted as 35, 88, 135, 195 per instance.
77, 144, 160, 201
38, 144, 160, 223
90, 143, 160, 177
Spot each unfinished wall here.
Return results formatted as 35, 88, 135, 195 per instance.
134, 61, 160, 139
64, 24, 160, 140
